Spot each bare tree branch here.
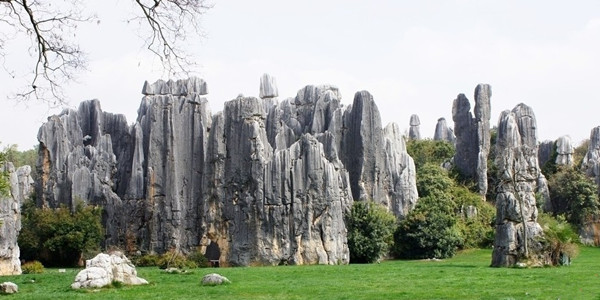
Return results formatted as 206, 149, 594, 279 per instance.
132, 0, 212, 77
0, 0, 211, 105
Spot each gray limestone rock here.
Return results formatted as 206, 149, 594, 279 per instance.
538, 140, 554, 168
34, 77, 419, 266
409, 114, 421, 140
201, 273, 230, 286
452, 84, 492, 198
71, 252, 148, 289
433, 117, 455, 143
491, 104, 550, 267
555, 135, 574, 166
582, 127, 600, 187
0, 282, 18, 294
0, 163, 32, 275
259, 73, 279, 98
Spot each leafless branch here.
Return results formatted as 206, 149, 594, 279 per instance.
0, 0, 211, 106
132, 0, 212, 77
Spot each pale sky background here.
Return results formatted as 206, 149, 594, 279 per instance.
1, 0, 599, 150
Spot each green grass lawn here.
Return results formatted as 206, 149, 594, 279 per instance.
3, 247, 600, 299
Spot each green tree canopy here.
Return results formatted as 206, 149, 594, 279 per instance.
346, 201, 396, 263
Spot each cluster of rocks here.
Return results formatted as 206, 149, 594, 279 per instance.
452, 84, 492, 198
491, 104, 550, 267
71, 252, 148, 289
35, 74, 418, 266
0, 163, 33, 275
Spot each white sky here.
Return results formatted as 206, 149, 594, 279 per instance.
1, 0, 600, 150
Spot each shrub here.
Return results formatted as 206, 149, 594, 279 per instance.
547, 167, 600, 226
451, 185, 495, 249
406, 139, 455, 170
19, 199, 104, 267
346, 201, 396, 263
131, 254, 161, 267
538, 213, 580, 266
394, 195, 462, 259
157, 249, 197, 269
21, 260, 45, 274
187, 248, 211, 268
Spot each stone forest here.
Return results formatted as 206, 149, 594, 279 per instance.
1, 74, 599, 276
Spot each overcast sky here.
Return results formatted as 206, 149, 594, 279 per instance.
1, 0, 599, 150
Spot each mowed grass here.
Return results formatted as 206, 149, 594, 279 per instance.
3, 247, 600, 299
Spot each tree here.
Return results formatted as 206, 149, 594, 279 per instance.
406, 139, 455, 171
0, 0, 211, 104
547, 167, 600, 227
19, 199, 104, 266
394, 194, 462, 259
0, 144, 10, 196
346, 201, 396, 263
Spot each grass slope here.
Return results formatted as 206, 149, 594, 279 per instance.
3, 247, 600, 299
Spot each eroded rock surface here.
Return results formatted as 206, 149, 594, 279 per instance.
35, 77, 419, 266
452, 84, 492, 197
0, 163, 33, 275
433, 117, 455, 143
71, 252, 148, 289
491, 103, 550, 267
409, 114, 421, 140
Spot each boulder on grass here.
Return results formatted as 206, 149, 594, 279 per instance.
201, 273, 231, 286
71, 252, 148, 289
0, 282, 18, 294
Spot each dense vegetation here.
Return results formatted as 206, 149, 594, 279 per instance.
19, 200, 104, 267
2, 247, 600, 299
346, 201, 396, 263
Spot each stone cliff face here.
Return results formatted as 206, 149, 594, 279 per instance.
35, 76, 418, 266
0, 163, 33, 275
491, 103, 550, 267
452, 84, 492, 198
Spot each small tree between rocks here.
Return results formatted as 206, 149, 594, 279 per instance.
346, 201, 396, 263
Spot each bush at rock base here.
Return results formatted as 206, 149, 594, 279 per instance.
346, 201, 396, 263
21, 261, 44, 274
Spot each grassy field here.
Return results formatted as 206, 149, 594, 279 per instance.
2, 247, 600, 299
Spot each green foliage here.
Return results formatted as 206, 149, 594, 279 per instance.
406, 139, 455, 170
547, 167, 600, 226
416, 163, 454, 198
538, 213, 580, 266
157, 249, 198, 269
21, 260, 45, 274
3, 144, 38, 168
346, 201, 396, 263
541, 141, 559, 178
130, 254, 161, 267
0, 144, 10, 197
573, 139, 590, 168
19, 199, 104, 267
451, 185, 495, 249
187, 248, 211, 268
394, 195, 462, 259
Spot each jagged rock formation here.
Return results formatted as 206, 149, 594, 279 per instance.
35, 77, 418, 266
452, 84, 492, 197
408, 114, 421, 140
0, 163, 33, 275
433, 117, 455, 143
538, 140, 554, 168
491, 103, 550, 267
555, 136, 574, 166
259, 73, 278, 99
582, 127, 600, 187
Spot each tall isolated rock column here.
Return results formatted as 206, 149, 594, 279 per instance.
582, 127, 600, 188
433, 117, 455, 143
408, 114, 421, 140
0, 163, 33, 275
452, 84, 491, 198
491, 103, 550, 267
